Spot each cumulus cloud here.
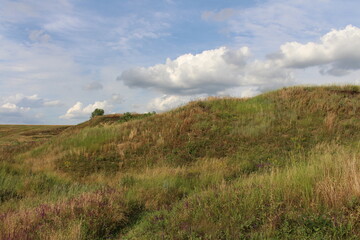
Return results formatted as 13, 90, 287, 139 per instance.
118, 25, 360, 103
1, 94, 62, 109
0, 103, 29, 114
0, 93, 62, 123
218, 86, 262, 98
17, 94, 45, 108
0, 103, 34, 124
60, 100, 112, 119
118, 46, 291, 96
147, 88, 265, 112
273, 25, 360, 76
83, 81, 103, 91
147, 95, 198, 112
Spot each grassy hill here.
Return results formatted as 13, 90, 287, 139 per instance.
1, 86, 360, 239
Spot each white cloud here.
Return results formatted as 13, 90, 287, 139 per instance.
0, 93, 63, 123
1, 0, 360, 124
273, 25, 360, 76
0, 103, 29, 113
118, 24, 360, 102
109, 13, 171, 52
0, 102, 41, 124
148, 87, 264, 112
147, 95, 197, 112
0, 98, 45, 124
17, 94, 44, 108
202, 0, 347, 55
60, 100, 112, 119
218, 87, 262, 98
0, 93, 62, 109
0, 34, 83, 82
118, 46, 292, 95
238, 88, 262, 98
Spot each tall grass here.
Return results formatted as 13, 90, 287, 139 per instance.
125, 143, 360, 239
1, 86, 360, 239
0, 187, 143, 240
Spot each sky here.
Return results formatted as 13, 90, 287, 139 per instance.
1, 0, 360, 124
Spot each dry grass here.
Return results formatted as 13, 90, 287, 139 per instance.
0, 188, 136, 240
1, 85, 360, 239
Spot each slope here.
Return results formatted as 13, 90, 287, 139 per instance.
1, 85, 360, 239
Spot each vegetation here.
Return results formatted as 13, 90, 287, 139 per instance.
91, 108, 105, 119
118, 111, 156, 123
1, 86, 360, 239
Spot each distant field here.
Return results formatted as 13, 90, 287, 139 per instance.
0, 125, 70, 146
0, 125, 70, 165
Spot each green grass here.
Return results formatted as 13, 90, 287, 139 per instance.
1, 85, 360, 239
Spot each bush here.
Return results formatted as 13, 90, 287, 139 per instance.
91, 108, 104, 119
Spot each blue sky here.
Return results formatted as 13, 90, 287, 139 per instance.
1, 0, 360, 124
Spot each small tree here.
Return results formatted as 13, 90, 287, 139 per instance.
91, 108, 104, 118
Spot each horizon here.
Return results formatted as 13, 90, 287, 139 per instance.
1, 0, 360, 124
0, 83, 357, 126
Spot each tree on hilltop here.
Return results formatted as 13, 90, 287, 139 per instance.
91, 108, 104, 118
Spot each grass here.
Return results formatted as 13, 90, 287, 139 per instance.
1, 85, 360, 239
130, 144, 360, 239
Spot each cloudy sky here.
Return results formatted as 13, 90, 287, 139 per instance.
1, 0, 360, 124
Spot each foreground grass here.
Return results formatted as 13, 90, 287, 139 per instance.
1, 86, 360, 239
126, 144, 360, 239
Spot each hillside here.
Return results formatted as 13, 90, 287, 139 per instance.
1, 86, 360, 239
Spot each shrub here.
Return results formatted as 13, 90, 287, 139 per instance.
91, 108, 105, 119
